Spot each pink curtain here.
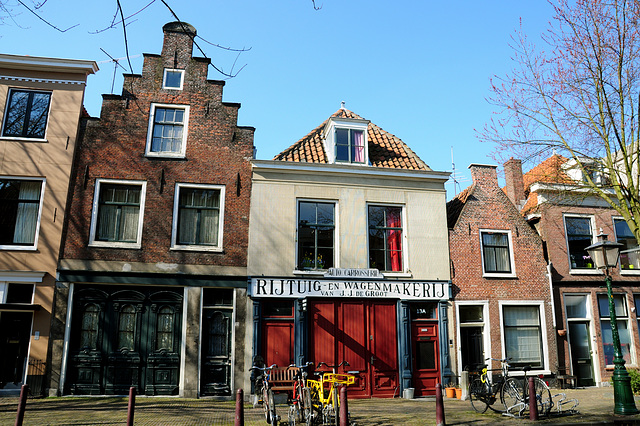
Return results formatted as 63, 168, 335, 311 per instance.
387, 209, 402, 271
353, 130, 364, 162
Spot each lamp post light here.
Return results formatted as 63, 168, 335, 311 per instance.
586, 231, 639, 415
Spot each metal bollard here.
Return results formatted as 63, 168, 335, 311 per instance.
127, 386, 136, 426
528, 377, 538, 421
235, 388, 244, 426
435, 383, 446, 426
339, 385, 348, 426
14, 384, 28, 426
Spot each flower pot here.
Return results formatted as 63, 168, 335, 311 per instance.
455, 388, 462, 399
445, 387, 455, 398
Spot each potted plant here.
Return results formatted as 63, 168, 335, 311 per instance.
445, 382, 456, 398
455, 386, 463, 399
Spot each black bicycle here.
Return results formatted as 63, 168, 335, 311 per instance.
252, 363, 280, 425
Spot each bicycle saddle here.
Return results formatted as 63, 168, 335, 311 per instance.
523, 365, 531, 372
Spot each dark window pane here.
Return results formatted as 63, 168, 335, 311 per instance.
2, 90, 51, 138
460, 305, 483, 323
0, 179, 43, 246
411, 303, 437, 319
6, 283, 34, 303
96, 183, 141, 243
297, 201, 334, 270
565, 217, 594, 269
415, 340, 436, 370
263, 300, 294, 318
203, 289, 233, 307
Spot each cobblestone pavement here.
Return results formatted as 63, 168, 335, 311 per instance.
2, 387, 640, 425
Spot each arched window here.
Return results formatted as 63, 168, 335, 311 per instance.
80, 303, 100, 349
156, 306, 174, 351
118, 305, 136, 350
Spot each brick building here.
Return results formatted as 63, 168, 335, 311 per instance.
246, 107, 452, 397
0, 54, 96, 395
51, 22, 255, 397
447, 164, 557, 379
505, 155, 640, 387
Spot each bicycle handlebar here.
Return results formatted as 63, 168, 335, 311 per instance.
317, 361, 350, 369
250, 363, 278, 372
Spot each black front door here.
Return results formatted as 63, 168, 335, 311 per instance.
200, 288, 233, 396
67, 286, 182, 395
461, 326, 484, 371
568, 321, 594, 386
0, 312, 32, 389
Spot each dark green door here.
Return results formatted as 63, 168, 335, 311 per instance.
200, 289, 233, 396
67, 286, 182, 395
568, 321, 594, 387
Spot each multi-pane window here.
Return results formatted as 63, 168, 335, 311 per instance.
481, 231, 512, 274
598, 294, 632, 365
369, 205, 403, 272
147, 104, 189, 156
335, 128, 365, 163
173, 184, 224, 249
163, 69, 184, 90
91, 180, 145, 246
0, 178, 44, 249
565, 216, 595, 269
2, 89, 51, 139
156, 306, 174, 351
117, 305, 136, 350
503, 305, 544, 369
297, 201, 334, 270
614, 218, 640, 270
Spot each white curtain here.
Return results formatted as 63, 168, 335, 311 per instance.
504, 306, 542, 364
13, 181, 41, 244
483, 233, 510, 272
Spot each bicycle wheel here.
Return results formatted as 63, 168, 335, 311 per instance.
469, 379, 490, 413
267, 388, 277, 426
262, 386, 271, 424
301, 386, 313, 425
501, 377, 524, 415
532, 377, 552, 417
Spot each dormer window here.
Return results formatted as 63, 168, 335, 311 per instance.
336, 128, 365, 163
323, 117, 369, 165
163, 69, 184, 90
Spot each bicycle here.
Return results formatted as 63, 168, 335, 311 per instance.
251, 363, 280, 426
287, 362, 314, 426
307, 361, 355, 425
468, 358, 552, 417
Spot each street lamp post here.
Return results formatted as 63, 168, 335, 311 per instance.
586, 231, 639, 415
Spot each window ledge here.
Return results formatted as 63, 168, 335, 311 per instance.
482, 273, 517, 279
508, 369, 551, 377
0, 136, 48, 143
605, 364, 636, 370
293, 270, 325, 276
620, 269, 640, 275
170, 245, 223, 253
0, 245, 37, 251
88, 242, 141, 250
569, 269, 601, 275
382, 272, 413, 278
145, 153, 186, 159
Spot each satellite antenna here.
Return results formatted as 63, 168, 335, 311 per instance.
98, 48, 140, 94
448, 146, 469, 196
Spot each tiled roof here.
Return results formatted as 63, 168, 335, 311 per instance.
446, 184, 475, 228
273, 109, 430, 170
523, 154, 572, 188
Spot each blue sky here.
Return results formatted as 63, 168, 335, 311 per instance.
1, 1, 554, 198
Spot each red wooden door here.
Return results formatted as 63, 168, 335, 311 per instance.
262, 321, 294, 368
411, 322, 440, 396
309, 300, 398, 398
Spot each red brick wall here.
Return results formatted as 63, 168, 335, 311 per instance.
61, 26, 254, 267
449, 165, 557, 370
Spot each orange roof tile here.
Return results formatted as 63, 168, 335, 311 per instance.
273, 109, 430, 170
523, 154, 572, 188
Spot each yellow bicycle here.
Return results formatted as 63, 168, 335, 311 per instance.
306, 361, 354, 425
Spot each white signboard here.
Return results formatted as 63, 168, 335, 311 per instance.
250, 277, 449, 300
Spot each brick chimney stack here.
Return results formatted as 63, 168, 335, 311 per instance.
161, 21, 196, 69
469, 163, 499, 187
504, 157, 526, 208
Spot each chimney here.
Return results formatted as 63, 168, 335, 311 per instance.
161, 22, 197, 68
469, 163, 498, 187
504, 158, 526, 207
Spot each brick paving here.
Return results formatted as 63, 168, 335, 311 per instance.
2, 387, 640, 425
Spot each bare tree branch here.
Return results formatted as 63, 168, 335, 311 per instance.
16, 0, 78, 32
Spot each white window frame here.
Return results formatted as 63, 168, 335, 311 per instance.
563, 214, 599, 274
479, 229, 516, 278
613, 216, 640, 275
455, 301, 491, 377
498, 300, 550, 375
145, 103, 190, 158
162, 68, 185, 90
322, 117, 369, 165
294, 199, 338, 274
171, 183, 225, 252
0, 272, 43, 303
1, 88, 52, 141
366, 202, 409, 276
89, 178, 146, 249
598, 292, 635, 367
0, 176, 46, 251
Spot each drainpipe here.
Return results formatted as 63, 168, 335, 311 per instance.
547, 262, 556, 328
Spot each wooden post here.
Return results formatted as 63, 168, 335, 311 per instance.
435, 383, 446, 426
14, 384, 28, 426
235, 388, 244, 426
127, 386, 136, 426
